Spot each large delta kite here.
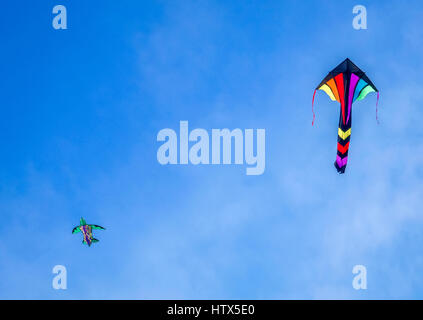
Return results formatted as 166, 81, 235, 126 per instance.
72, 217, 105, 246
312, 58, 379, 173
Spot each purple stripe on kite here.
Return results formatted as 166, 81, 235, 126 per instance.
82, 225, 90, 245
347, 73, 360, 123
336, 155, 348, 168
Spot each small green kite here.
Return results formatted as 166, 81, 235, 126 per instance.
72, 217, 105, 246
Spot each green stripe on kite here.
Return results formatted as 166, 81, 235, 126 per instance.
353, 79, 368, 102
356, 85, 376, 101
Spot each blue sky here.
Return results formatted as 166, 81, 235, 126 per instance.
0, 0, 423, 299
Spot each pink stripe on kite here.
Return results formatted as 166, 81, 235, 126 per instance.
336, 155, 348, 168
347, 73, 360, 123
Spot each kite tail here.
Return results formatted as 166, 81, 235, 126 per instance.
335, 125, 351, 174
334, 149, 349, 174
376, 92, 380, 124
312, 90, 316, 126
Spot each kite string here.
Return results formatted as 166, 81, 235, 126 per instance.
312, 90, 316, 126
376, 92, 380, 124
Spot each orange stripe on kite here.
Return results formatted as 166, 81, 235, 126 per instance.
326, 78, 340, 102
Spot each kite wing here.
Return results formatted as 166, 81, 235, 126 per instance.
72, 226, 81, 234
90, 225, 105, 230
313, 58, 379, 173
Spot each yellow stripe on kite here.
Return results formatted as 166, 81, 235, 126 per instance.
318, 84, 337, 101
338, 128, 351, 140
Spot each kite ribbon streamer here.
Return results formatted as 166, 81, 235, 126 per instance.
312, 89, 316, 126
376, 92, 380, 124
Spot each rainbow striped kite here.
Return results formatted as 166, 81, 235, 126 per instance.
312, 58, 379, 174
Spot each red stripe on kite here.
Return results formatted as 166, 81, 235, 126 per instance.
334, 74, 345, 125
337, 142, 350, 154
